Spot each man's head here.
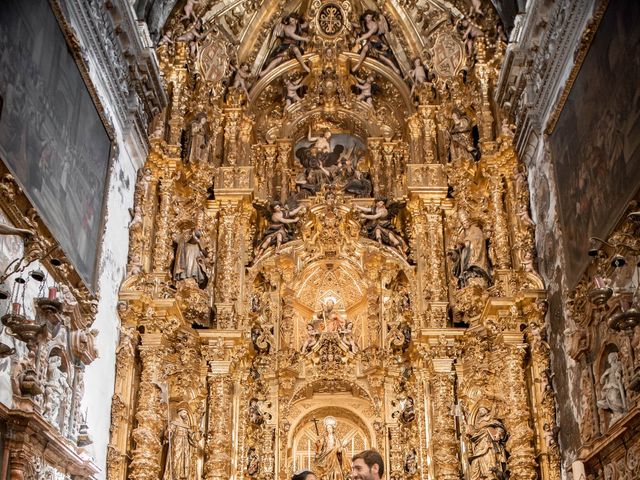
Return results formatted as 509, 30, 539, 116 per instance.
351, 450, 384, 480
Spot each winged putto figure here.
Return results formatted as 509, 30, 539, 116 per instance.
352, 10, 400, 74
355, 198, 408, 257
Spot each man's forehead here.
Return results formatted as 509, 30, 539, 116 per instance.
353, 458, 368, 467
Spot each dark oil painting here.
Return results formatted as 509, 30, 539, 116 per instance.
0, 0, 111, 290
550, 0, 640, 288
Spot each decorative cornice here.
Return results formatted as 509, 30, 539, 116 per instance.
494, 0, 599, 162
59, 0, 167, 154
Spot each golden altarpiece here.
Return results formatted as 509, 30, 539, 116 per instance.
108, 1, 560, 479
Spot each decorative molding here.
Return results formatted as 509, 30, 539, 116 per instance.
495, 0, 599, 163
59, 0, 167, 154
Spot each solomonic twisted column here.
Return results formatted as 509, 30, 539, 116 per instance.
129, 334, 167, 480
497, 334, 537, 480
430, 357, 460, 480
204, 361, 234, 480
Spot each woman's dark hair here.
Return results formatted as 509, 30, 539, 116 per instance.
292, 471, 314, 480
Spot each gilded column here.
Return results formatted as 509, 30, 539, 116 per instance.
382, 142, 395, 196
366, 282, 381, 347
425, 203, 448, 326
368, 138, 382, 196
408, 200, 428, 317
387, 425, 404, 478
204, 352, 234, 480
107, 324, 138, 480
277, 140, 292, 203
224, 109, 240, 166
429, 357, 460, 480
263, 144, 278, 199
488, 170, 512, 269
496, 333, 537, 480
526, 307, 561, 480
280, 291, 295, 350
261, 427, 276, 477
129, 333, 167, 480
128, 163, 156, 275
215, 202, 240, 328
407, 114, 422, 163
419, 105, 437, 164
152, 174, 175, 273
474, 39, 495, 143
166, 44, 188, 145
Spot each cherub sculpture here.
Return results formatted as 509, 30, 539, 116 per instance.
352, 75, 377, 107
284, 75, 306, 107
260, 13, 310, 77
301, 323, 320, 353
176, 18, 207, 58
230, 62, 252, 99
405, 58, 429, 97
355, 199, 408, 257
180, 0, 199, 22
352, 11, 400, 74
339, 320, 358, 353
254, 201, 305, 256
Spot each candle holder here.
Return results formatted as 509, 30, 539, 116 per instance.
587, 276, 613, 307
1, 312, 48, 351
35, 296, 63, 315
607, 306, 640, 331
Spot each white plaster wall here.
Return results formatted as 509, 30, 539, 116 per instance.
81, 139, 138, 475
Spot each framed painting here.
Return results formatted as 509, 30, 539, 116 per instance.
0, 0, 113, 291
549, 1, 640, 288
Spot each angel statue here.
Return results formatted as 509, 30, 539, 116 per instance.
254, 201, 305, 257
355, 199, 408, 258
260, 13, 310, 77
352, 11, 401, 75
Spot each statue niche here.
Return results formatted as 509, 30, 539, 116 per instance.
172, 227, 209, 288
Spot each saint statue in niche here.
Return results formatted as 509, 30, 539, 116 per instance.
597, 351, 627, 423
163, 409, 199, 480
312, 299, 343, 333
314, 416, 351, 479
466, 407, 509, 480
449, 209, 491, 288
173, 228, 208, 286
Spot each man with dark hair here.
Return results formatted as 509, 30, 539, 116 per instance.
351, 450, 384, 480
